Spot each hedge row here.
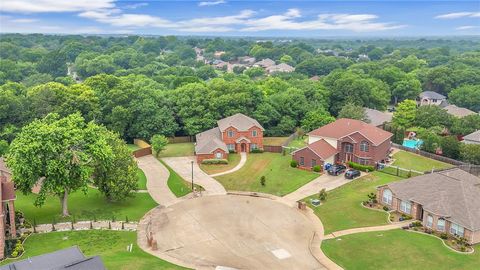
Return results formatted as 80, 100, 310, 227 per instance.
348, 161, 374, 172
202, 159, 228, 165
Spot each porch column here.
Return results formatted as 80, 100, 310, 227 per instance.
8, 201, 15, 237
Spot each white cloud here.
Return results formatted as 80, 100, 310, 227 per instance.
456, 25, 478, 30
435, 12, 480, 19
10, 18, 37, 23
123, 2, 148, 9
198, 0, 226, 7
0, 0, 115, 13
180, 10, 254, 26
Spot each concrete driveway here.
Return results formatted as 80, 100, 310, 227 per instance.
162, 156, 227, 195
138, 195, 326, 270
210, 152, 247, 177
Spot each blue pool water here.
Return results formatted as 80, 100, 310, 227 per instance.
403, 139, 423, 149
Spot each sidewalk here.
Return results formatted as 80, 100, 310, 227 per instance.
137, 155, 179, 206
283, 173, 353, 203
323, 221, 411, 240
210, 152, 247, 177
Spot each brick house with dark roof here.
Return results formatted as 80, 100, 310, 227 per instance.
377, 168, 480, 244
291, 139, 338, 170
195, 113, 264, 163
294, 119, 392, 168
0, 158, 17, 259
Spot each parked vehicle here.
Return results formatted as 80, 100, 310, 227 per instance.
345, 169, 361, 179
327, 164, 347, 176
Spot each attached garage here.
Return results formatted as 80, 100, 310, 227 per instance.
291, 139, 338, 170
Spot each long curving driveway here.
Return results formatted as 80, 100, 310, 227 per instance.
162, 156, 227, 195
136, 155, 179, 206
210, 152, 247, 177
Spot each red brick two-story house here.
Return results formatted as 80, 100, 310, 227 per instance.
0, 158, 17, 259
292, 118, 392, 170
195, 113, 264, 163
377, 168, 480, 244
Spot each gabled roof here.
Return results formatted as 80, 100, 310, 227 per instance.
0, 246, 106, 270
254, 58, 275, 67
384, 168, 480, 231
364, 108, 393, 127
443, 104, 477, 118
463, 130, 480, 143
292, 139, 338, 160
307, 118, 393, 146
195, 127, 228, 154
217, 113, 264, 132
419, 91, 446, 100
266, 63, 295, 73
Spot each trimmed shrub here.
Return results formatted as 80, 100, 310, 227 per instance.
228, 149, 236, 154
312, 165, 321, 172
440, 233, 448, 239
260, 176, 266, 186
319, 188, 327, 201
348, 161, 375, 172
251, 148, 264, 153
411, 221, 422, 227
290, 160, 298, 168
383, 205, 390, 211
202, 159, 228, 165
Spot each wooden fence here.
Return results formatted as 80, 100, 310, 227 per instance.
132, 139, 152, 158
391, 143, 467, 166
168, 136, 193, 143
262, 132, 299, 153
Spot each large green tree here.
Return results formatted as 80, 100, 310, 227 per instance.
392, 100, 417, 129
448, 85, 480, 112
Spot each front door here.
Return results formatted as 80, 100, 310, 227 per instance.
241, 143, 246, 152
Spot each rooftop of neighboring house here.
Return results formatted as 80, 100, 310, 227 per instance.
381, 168, 480, 231
217, 113, 264, 132
419, 91, 446, 100
292, 139, 338, 160
195, 127, 228, 154
463, 130, 480, 143
307, 118, 393, 146
0, 246, 106, 270
254, 58, 276, 67
266, 63, 295, 73
0, 158, 10, 175
364, 108, 393, 127
443, 104, 477, 118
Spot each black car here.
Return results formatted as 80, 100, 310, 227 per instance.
345, 169, 361, 179
327, 164, 347, 176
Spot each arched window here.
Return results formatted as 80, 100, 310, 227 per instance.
360, 141, 369, 152
382, 189, 392, 205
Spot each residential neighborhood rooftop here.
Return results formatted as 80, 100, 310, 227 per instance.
384, 168, 480, 231
419, 91, 446, 100
364, 108, 393, 127
217, 113, 264, 132
307, 118, 393, 146
195, 127, 228, 154
443, 104, 477, 118
463, 130, 480, 143
293, 139, 338, 160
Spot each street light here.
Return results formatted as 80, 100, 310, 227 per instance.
191, 160, 194, 190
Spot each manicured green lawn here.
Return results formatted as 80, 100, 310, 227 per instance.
161, 161, 197, 197
304, 172, 402, 234
287, 136, 308, 148
0, 230, 188, 270
137, 169, 147, 190
15, 188, 157, 224
263, 137, 288, 146
215, 152, 318, 196
158, 143, 194, 157
200, 153, 241, 175
392, 150, 453, 172
322, 229, 480, 270
127, 144, 140, 152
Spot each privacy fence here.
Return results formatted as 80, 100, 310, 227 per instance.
391, 143, 467, 166
263, 132, 300, 153
132, 139, 152, 158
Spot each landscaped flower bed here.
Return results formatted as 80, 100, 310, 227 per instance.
404, 223, 474, 253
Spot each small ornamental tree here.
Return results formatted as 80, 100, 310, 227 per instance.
260, 176, 266, 186
319, 188, 327, 201
151, 134, 169, 157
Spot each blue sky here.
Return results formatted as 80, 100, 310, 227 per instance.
0, 1, 479, 36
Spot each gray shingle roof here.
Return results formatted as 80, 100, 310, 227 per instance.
385, 168, 480, 231
254, 58, 275, 67
443, 104, 477, 118
364, 108, 393, 127
217, 113, 264, 132
463, 130, 480, 143
0, 246, 106, 270
195, 127, 228, 154
419, 91, 446, 100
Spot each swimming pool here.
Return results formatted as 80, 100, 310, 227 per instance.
403, 139, 423, 149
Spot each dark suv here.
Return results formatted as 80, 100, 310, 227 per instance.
327, 164, 347, 176
345, 169, 361, 179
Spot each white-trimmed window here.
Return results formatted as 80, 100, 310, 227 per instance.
227, 130, 234, 137
300, 157, 304, 166
312, 159, 316, 167
252, 130, 257, 137
358, 158, 368, 165
251, 143, 257, 150
215, 152, 222, 159
450, 223, 464, 237
400, 201, 411, 214
344, 144, 353, 153
382, 189, 392, 205
227, 144, 235, 151
426, 215, 433, 228
437, 218, 445, 232
360, 141, 369, 152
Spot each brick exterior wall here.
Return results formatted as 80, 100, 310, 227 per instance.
378, 186, 479, 244
292, 147, 324, 170
221, 126, 263, 153
196, 149, 228, 163
0, 174, 4, 259
337, 132, 391, 166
